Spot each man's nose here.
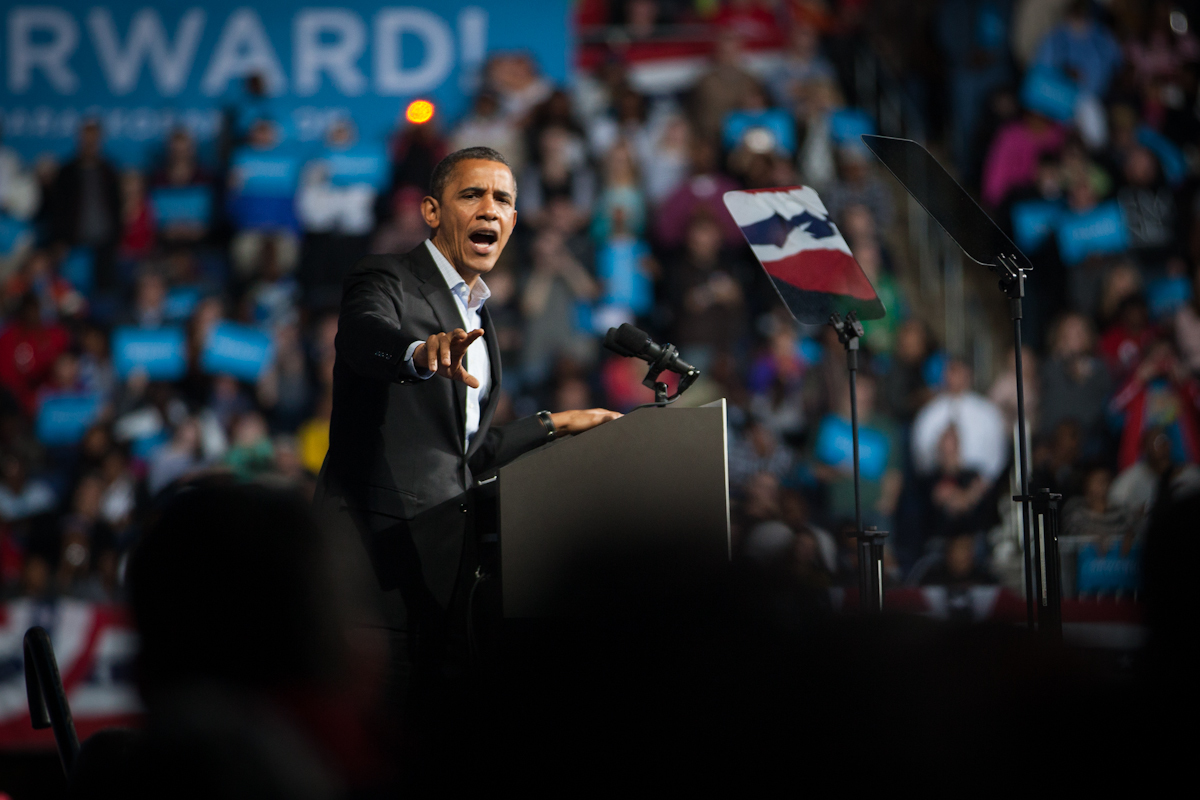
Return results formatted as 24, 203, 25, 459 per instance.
477, 194, 499, 218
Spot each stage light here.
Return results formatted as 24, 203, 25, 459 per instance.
406, 100, 435, 124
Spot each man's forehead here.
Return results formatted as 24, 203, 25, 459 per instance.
450, 159, 516, 192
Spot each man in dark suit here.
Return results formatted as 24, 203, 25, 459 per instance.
314, 146, 618, 700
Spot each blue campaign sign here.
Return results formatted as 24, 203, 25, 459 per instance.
325, 143, 390, 189
36, 392, 103, 445
150, 185, 213, 226
1057, 201, 1130, 266
814, 415, 889, 481
1021, 67, 1078, 122
1010, 199, 1063, 253
1147, 274, 1192, 319
0, 216, 34, 257
112, 325, 188, 380
60, 248, 94, 295
722, 109, 797, 155
1136, 126, 1187, 187
828, 109, 876, 145
202, 321, 274, 381
231, 148, 302, 196
0, 3, 572, 169
164, 286, 202, 321
1077, 541, 1141, 594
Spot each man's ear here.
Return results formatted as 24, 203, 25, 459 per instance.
421, 195, 440, 231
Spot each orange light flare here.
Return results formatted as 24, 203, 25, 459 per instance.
405, 100, 435, 125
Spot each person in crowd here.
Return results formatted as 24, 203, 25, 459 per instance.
824, 147, 894, 233
1039, 312, 1113, 454
592, 140, 647, 243
982, 108, 1068, 208
118, 170, 156, 262
769, 21, 837, 116
808, 372, 902, 531
1032, 0, 1123, 98
919, 424, 998, 542
46, 119, 123, 290
297, 120, 387, 305
641, 113, 692, 206
0, 124, 42, 279
988, 346, 1040, 432
880, 320, 936, 425
688, 30, 764, 145
1109, 425, 1200, 518
667, 211, 747, 371
3, 249, 86, 321
147, 417, 205, 496
1100, 294, 1158, 380
227, 119, 301, 283
451, 91, 527, 174
1031, 419, 1087, 499
149, 129, 214, 248
1109, 337, 1200, 470
918, 532, 997, 589
1061, 465, 1136, 539
519, 224, 600, 387
911, 358, 1009, 484
936, 0, 1016, 175
488, 52, 554, 123
587, 84, 652, 162
729, 416, 795, 490
1172, 266, 1200, 374
654, 139, 742, 250
0, 453, 56, 522
0, 293, 70, 414
1117, 145, 1177, 266
518, 125, 596, 230
794, 77, 845, 189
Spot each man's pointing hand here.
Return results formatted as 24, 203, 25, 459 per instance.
413, 328, 484, 388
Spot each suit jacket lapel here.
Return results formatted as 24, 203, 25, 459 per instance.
466, 305, 503, 461
414, 244, 468, 447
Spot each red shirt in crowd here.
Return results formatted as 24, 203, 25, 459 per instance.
0, 320, 70, 414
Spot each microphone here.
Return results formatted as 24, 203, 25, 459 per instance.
603, 323, 698, 377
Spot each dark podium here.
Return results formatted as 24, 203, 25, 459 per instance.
496, 400, 731, 618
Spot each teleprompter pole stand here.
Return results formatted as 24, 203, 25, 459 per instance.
830, 310, 887, 613
997, 255, 1062, 638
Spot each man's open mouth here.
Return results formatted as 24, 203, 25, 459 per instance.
468, 229, 498, 254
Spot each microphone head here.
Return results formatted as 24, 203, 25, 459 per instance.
612, 323, 652, 357
603, 327, 636, 357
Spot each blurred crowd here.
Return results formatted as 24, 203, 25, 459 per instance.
0, 0, 1197, 607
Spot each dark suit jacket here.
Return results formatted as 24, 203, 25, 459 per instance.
315, 243, 547, 626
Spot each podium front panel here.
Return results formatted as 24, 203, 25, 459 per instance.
498, 401, 730, 617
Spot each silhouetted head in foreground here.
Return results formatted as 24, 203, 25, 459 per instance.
129, 480, 345, 696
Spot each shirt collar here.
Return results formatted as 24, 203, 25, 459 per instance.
425, 239, 491, 312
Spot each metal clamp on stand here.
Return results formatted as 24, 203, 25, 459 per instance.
858, 526, 889, 613
1013, 488, 1064, 639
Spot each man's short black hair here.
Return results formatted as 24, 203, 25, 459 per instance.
429, 146, 514, 202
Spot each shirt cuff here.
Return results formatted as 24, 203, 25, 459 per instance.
402, 340, 436, 379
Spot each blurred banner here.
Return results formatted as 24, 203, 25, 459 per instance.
0, 2, 571, 166
0, 600, 142, 750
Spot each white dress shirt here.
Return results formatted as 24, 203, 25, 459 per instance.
402, 239, 492, 451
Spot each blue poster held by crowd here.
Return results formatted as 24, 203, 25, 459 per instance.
1057, 200, 1131, 265
112, 326, 188, 380
202, 321, 274, 381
